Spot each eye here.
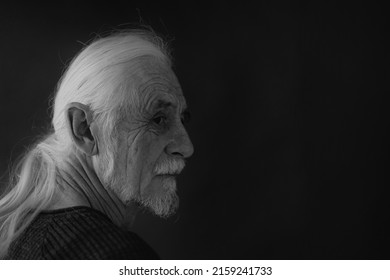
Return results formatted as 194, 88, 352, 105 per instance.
152, 115, 167, 125
181, 110, 191, 125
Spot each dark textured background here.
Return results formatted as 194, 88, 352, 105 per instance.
0, 3, 388, 259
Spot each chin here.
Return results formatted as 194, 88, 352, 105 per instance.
141, 176, 179, 218
112, 175, 180, 218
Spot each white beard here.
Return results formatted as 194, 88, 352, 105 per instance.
94, 147, 182, 218
101, 163, 179, 218
140, 176, 179, 218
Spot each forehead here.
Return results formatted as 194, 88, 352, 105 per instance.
131, 57, 186, 111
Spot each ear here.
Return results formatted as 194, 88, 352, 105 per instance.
66, 102, 98, 156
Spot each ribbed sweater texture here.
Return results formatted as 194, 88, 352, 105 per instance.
5, 206, 159, 260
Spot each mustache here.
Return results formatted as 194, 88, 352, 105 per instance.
154, 158, 186, 175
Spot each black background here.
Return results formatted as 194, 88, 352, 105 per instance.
0, 3, 388, 259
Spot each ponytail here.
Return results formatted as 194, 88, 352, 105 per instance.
0, 134, 60, 258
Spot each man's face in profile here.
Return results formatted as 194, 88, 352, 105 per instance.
104, 57, 194, 217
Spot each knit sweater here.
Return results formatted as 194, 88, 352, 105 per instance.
4, 206, 159, 260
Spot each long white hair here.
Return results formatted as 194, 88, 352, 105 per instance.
0, 29, 171, 257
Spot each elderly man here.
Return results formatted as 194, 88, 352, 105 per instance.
0, 29, 194, 259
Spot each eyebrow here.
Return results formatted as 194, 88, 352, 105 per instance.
155, 100, 175, 110
153, 99, 187, 112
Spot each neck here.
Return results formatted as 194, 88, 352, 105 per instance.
49, 151, 137, 229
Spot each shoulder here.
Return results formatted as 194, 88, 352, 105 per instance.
42, 206, 159, 259
10, 206, 159, 260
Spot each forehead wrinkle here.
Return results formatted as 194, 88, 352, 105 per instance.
138, 77, 185, 114
144, 94, 178, 114
139, 75, 180, 96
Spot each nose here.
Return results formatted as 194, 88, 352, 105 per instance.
165, 127, 194, 159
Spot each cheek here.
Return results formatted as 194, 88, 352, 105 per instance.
113, 134, 130, 179
124, 132, 164, 193
141, 129, 179, 197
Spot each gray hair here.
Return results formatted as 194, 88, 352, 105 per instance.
0, 29, 171, 257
